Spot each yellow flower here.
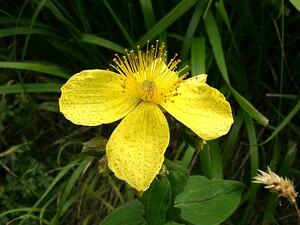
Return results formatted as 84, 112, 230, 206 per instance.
59, 40, 233, 191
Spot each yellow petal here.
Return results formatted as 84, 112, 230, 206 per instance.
183, 74, 207, 85
106, 101, 170, 191
59, 70, 140, 125
161, 79, 233, 140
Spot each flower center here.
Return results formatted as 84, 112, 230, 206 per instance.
141, 80, 157, 101
110, 40, 189, 104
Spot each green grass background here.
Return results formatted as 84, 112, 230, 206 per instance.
0, 0, 300, 224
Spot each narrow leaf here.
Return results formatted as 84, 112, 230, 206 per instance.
230, 0, 259, 40
0, 62, 70, 78
137, 0, 199, 47
262, 100, 300, 144
230, 87, 269, 126
240, 111, 259, 224
19, 157, 89, 225
102, 0, 135, 46
81, 34, 125, 53
22, 0, 48, 59
180, 1, 207, 61
140, 0, 156, 30
204, 10, 230, 84
191, 36, 206, 75
0, 27, 61, 38
0, 83, 62, 94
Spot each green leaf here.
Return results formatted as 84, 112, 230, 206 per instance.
50, 158, 94, 224
165, 160, 189, 198
203, 9, 269, 127
199, 139, 230, 180
22, 0, 48, 60
140, 176, 172, 225
136, 0, 199, 47
140, 0, 156, 31
0, 142, 32, 158
204, 10, 230, 84
230, 0, 259, 40
162, 160, 190, 223
175, 176, 244, 225
0, 83, 62, 94
99, 200, 147, 225
215, 1, 243, 61
191, 36, 206, 75
230, 87, 269, 126
102, 0, 135, 46
262, 100, 300, 144
0, 62, 70, 78
240, 111, 259, 224
81, 34, 125, 53
19, 157, 91, 225
164, 221, 184, 225
0, 27, 61, 39
180, 1, 207, 61
290, 0, 300, 11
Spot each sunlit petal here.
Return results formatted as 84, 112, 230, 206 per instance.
59, 70, 140, 125
106, 101, 170, 191
161, 80, 233, 140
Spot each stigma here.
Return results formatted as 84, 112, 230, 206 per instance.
141, 80, 157, 101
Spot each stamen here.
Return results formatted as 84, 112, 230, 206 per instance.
178, 65, 189, 75
109, 40, 189, 104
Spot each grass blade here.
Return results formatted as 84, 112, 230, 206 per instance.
181, 145, 196, 168
191, 36, 206, 75
0, 83, 61, 94
204, 9, 230, 84
0, 62, 70, 78
222, 109, 244, 168
21, 0, 48, 60
262, 100, 300, 144
180, 1, 207, 61
18, 157, 88, 225
199, 144, 212, 179
203, 9, 269, 126
199, 141, 223, 179
102, 0, 135, 46
230, 87, 269, 126
230, 0, 259, 40
241, 111, 259, 224
209, 140, 223, 179
139, 0, 156, 31
215, 0, 244, 66
0, 27, 61, 39
136, 0, 199, 47
51, 158, 92, 224
81, 34, 125, 53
